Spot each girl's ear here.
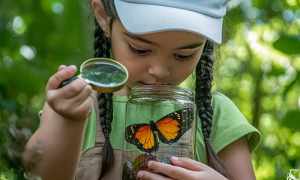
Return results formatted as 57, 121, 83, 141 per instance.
91, 0, 112, 37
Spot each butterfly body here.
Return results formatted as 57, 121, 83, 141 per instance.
149, 121, 157, 132
125, 108, 193, 153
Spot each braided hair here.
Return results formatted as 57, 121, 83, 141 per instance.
94, 19, 114, 179
195, 40, 230, 178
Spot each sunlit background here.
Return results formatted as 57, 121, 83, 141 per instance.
0, 0, 300, 179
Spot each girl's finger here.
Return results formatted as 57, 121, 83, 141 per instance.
170, 157, 204, 171
137, 170, 172, 180
56, 78, 87, 99
74, 95, 94, 118
58, 65, 67, 71
147, 161, 191, 180
68, 84, 93, 107
47, 65, 77, 90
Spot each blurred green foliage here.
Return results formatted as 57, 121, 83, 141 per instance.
0, 0, 300, 179
0, 0, 92, 179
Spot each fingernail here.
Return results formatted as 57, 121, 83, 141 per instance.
65, 65, 76, 72
69, 65, 77, 70
137, 171, 143, 178
171, 156, 179, 161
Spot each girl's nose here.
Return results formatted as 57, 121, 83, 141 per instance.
148, 62, 171, 80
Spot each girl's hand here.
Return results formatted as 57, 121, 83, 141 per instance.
137, 156, 228, 180
46, 65, 93, 122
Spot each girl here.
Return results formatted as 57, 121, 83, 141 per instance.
23, 0, 261, 180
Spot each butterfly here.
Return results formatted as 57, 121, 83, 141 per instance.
125, 108, 193, 153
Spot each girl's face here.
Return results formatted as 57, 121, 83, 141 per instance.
110, 20, 206, 94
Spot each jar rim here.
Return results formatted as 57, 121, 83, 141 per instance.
130, 85, 194, 101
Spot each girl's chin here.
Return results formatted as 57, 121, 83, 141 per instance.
133, 81, 173, 86
114, 85, 130, 96
114, 82, 181, 96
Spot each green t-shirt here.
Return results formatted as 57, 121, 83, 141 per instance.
82, 92, 261, 163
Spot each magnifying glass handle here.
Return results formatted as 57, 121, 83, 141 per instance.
58, 76, 79, 88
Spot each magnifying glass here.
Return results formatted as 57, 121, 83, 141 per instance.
58, 58, 129, 93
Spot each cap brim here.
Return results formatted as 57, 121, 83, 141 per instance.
114, 0, 223, 44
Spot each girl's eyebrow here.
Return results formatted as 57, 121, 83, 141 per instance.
124, 32, 204, 50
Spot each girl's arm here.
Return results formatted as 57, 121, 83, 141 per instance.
22, 65, 93, 180
137, 137, 256, 180
23, 104, 86, 180
218, 137, 256, 180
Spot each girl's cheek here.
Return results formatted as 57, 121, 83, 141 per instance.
129, 68, 145, 84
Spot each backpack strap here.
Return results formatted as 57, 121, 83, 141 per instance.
75, 93, 104, 180
76, 93, 123, 180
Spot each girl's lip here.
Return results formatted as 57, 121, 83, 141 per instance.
138, 81, 170, 85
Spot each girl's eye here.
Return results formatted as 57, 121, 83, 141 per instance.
174, 54, 194, 61
128, 44, 151, 55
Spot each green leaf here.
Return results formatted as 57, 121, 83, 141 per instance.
273, 34, 300, 55
281, 110, 300, 131
282, 71, 300, 99
266, 63, 286, 77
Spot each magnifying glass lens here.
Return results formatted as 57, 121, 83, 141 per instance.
81, 62, 127, 87
58, 58, 128, 93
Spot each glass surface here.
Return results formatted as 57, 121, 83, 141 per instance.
81, 61, 127, 87
122, 85, 195, 180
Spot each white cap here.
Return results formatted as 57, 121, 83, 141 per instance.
114, 0, 229, 44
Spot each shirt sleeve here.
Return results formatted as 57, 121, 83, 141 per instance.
210, 92, 261, 154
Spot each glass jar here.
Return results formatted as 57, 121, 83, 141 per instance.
122, 85, 196, 180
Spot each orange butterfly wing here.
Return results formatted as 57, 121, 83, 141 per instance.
125, 124, 158, 153
155, 108, 193, 144
156, 117, 181, 143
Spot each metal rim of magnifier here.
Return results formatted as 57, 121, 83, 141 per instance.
80, 58, 129, 93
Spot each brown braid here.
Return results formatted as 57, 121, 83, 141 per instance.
93, 19, 114, 179
195, 40, 230, 178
